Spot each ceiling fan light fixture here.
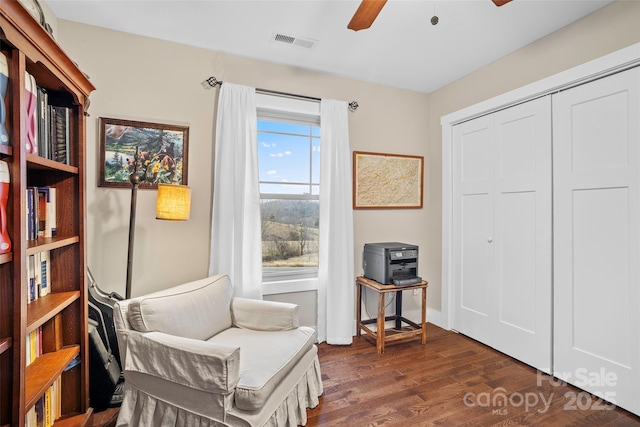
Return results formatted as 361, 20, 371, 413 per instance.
347, 0, 513, 32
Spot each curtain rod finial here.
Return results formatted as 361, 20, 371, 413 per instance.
348, 101, 359, 112
202, 76, 222, 89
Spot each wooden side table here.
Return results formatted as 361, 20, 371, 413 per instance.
356, 276, 428, 354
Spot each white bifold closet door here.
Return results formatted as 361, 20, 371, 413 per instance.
553, 66, 640, 414
452, 96, 552, 373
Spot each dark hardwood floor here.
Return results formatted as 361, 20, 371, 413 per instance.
92, 407, 118, 427
307, 323, 640, 427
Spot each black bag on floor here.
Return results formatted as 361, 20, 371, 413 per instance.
88, 319, 123, 411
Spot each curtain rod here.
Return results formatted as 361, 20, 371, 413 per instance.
202, 76, 359, 112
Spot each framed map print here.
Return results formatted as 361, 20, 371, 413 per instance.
352, 151, 424, 209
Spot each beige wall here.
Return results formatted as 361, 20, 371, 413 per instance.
55, 20, 430, 313
53, 0, 640, 326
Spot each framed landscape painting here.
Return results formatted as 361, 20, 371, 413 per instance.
353, 151, 424, 209
98, 117, 189, 189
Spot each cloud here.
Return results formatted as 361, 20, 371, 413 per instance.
267, 170, 277, 175
269, 151, 292, 158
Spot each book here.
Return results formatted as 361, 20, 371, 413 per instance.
37, 187, 56, 238
28, 329, 36, 365
36, 86, 49, 158
35, 396, 44, 427
49, 105, 70, 165
44, 385, 52, 427
26, 402, 37, 427
40, 250, 50, 297
25, 332, 30, 366
37, 190, 47, 238
34, 252, 42, 298
0, 52, 8, 146
26, 187, 35, 241
50, 378, 61, 423
27, 254, 36, 303
0, 160, 10, 254
48, 187, 56, 237
38, 326, 42, 358
24, 72, 38, 154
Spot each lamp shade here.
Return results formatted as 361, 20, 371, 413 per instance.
156, 184, 191, 220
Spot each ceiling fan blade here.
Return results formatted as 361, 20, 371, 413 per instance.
492, 0, 513, 6
347, 0, 388, 31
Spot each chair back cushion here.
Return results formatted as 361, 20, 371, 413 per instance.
127, 274, 233, 340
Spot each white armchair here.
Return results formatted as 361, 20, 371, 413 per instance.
113, 274, 323, 426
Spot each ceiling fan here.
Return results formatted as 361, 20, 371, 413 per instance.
347, 0, 513, 31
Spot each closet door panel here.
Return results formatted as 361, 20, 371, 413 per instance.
452, 96, 552, 373
496, 192, 537, 331
460, 195, 492, 314
452, 116, 495, 344
572, 188, 631, 362
493, 97, 552, 372
553, 67, 640, 414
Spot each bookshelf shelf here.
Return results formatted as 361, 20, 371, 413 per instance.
24, 345, 79, 410
0, 1, 95, 425
26, 153, 78, 174
52, 410, 94, 427
26, 291, 79, 333
26, 236, 79, 255
0, 252, 12, 265
0, 337, 11, 354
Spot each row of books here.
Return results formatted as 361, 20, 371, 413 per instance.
25, 71, 71, 165
26, 186, 57, 241
27, 251, 51, 304
25, 376, 61, 427
26, 326, 42, 366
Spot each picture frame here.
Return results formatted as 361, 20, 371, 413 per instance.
98, 117, 189, 189
353, 151, 424, 209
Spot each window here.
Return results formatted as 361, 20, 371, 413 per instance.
257, 96, 320, 283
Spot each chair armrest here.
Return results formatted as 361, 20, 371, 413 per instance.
124, 330, 240, 393
231, 298, 300, 331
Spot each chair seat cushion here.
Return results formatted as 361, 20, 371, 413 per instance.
209, 326, 316, 411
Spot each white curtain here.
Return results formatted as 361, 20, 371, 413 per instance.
317, 99, 354, 344
209, 83, 262, 299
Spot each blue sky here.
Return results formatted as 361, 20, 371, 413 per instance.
257, 120, 320, 195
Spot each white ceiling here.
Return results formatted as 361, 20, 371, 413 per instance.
43, 0, 615, 93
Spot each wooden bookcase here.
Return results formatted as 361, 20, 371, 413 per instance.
0, 1, 95, 426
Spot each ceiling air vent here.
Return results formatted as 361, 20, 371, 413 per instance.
271, 32, 317, 49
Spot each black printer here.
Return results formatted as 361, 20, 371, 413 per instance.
362, 242, 421, 285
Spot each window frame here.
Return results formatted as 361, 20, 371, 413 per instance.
256, 94, 321, 292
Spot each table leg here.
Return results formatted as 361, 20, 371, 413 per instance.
421, 287, 427, 345
377, 291, 385, 354
395, 290, 403, 330
356, 281, 362, 337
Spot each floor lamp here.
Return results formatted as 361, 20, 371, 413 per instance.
124, 148, 191, 299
